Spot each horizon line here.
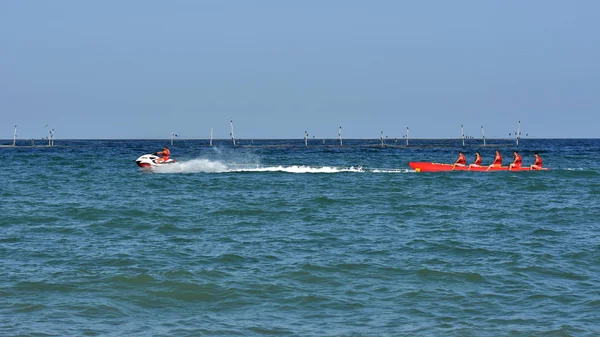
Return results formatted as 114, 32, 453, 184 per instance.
2, 137, 599, 141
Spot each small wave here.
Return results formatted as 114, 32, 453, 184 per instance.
528, 324, 586, 336
248, 326, 295, 335
0, 237, 21, 244
110, 273, 156, 284
532, 227, 564, 236
511, 266, 589, 281
562, 169, 600, 177
157, 223, 180, 232
286, 269, 333, 285
416, 268, 487, 283
15, 281, 74, 292
214, 253, 252, 264
11, 303, 47, 313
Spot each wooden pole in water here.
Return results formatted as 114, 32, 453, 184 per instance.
230, 120, 236, 147
461, 124, 465, 147
13, 125, 17, 146
338, 126, 342, 146
516, 120, 521, 147
481, 126, 486, 146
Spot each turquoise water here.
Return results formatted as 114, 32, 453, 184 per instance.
1, 139, 599, 336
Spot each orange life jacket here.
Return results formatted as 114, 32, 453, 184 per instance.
492, 153, 502, 165
513, 153, 522, 166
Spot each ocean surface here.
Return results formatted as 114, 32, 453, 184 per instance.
1, 138, 599, 336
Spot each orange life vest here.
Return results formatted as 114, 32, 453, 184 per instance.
492, 153, 502, 166
513, 153, 522, 166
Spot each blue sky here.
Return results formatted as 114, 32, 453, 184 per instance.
1, 1, 599, 139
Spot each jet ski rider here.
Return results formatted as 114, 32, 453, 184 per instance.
155, 146, 170, 163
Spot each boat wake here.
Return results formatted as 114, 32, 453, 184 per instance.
233, 165, 364, 173
150, 158, 231, 173
148, 158, 411, 174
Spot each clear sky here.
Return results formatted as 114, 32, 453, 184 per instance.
1, 1, 599, 139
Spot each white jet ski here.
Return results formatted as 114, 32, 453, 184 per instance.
136, 153, 176, 168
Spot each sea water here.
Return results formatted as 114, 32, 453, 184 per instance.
1, 139, 599, 336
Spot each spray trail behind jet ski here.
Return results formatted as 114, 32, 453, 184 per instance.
149, 158, 411, 174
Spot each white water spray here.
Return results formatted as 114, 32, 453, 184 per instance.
146, 158, 410, 175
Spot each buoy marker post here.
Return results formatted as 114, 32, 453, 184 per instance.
481, 126, 486, 146
230, 120, 236, 147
